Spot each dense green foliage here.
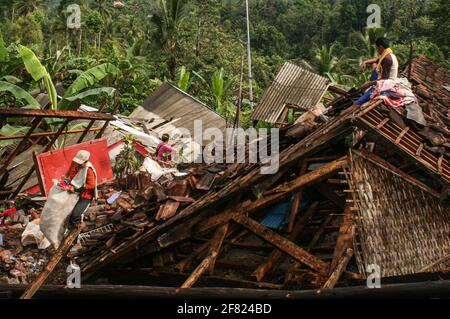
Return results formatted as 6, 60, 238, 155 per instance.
0, 0, 449, 126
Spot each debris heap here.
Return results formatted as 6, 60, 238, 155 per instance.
0, 55, 449, 297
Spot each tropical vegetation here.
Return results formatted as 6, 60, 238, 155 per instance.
0, 0, 448, 142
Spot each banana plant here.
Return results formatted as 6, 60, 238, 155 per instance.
0, 81, 40, 108
60, 63, 120, 109
211, 67, 235, 112
16, 45, 58, 111
193, 67, 236, 117
0, 124, 43, 148
315, 44, 340, 76
176, 66, 191, 91
64, 87, 116, 102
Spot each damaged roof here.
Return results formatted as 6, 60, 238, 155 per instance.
252, 62, 330, 125
402, 55, 450, 127
131, 83, 228, 139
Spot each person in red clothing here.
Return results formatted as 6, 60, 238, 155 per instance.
66, 150, 98, 227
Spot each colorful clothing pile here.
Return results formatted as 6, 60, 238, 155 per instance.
369, 78, 427, 126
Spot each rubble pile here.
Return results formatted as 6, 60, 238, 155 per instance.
0, 55, 448, 297
0, 206, 50, 284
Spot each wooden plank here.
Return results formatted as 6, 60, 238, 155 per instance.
196, 157, 349, 234
287, 192, 302, 233
157, 217, 199, 248
233, 214, 329, 274
376, 118, 390, 129
207, 223, 229, 274
437, 155, 444, 175
253, 202, 320, 281
354, 100, 383, 118
4, 280, 450, 299
20, 228, 80, 299
395, 127, 410, 144
287, 160, 308, 232
329, 201, 355, 274
416, 143, 424, 156
328, 85, 348, 95
181, 252, 218, 288
322, 248, 353, 289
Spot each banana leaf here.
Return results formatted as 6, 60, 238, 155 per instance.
0, 124, 42, 147
64, 87, 116, 102
16, 45, 58, 110
62, 63, 119, 108
0, 81, 41, 108
177, 66, 190, 91
0, 76, 21, 84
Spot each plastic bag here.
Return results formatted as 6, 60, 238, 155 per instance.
40, 184, 79, 249
21, 219, 51, 250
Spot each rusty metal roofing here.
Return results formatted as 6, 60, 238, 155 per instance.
131, 83, 227, 137
252, 62, 330, 124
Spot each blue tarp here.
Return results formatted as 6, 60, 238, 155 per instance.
260, 192, 309, 230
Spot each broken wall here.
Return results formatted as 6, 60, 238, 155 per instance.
348, 151, 449, 277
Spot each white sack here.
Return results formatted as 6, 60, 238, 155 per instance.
40, 185, 79, 248
21, 219, 51, 249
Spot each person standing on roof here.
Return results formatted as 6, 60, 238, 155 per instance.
66, 150, 98, 227
359, 37, 399, 80
155, 133, 174, 163
355, 37, 399, 106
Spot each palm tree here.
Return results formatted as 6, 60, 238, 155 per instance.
353, 27, 387, 58
91, 0, 114, 24
151, 0, 190, 80
14, 0, 43, 16
315, 44, 339, 76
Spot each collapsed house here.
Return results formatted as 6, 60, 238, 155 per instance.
0, 56, 449, 298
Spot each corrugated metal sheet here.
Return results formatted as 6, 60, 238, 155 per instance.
131, 83, 227, 137
252, 62, 330, 124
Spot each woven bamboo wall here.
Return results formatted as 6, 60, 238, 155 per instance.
347, 152, 449, 277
